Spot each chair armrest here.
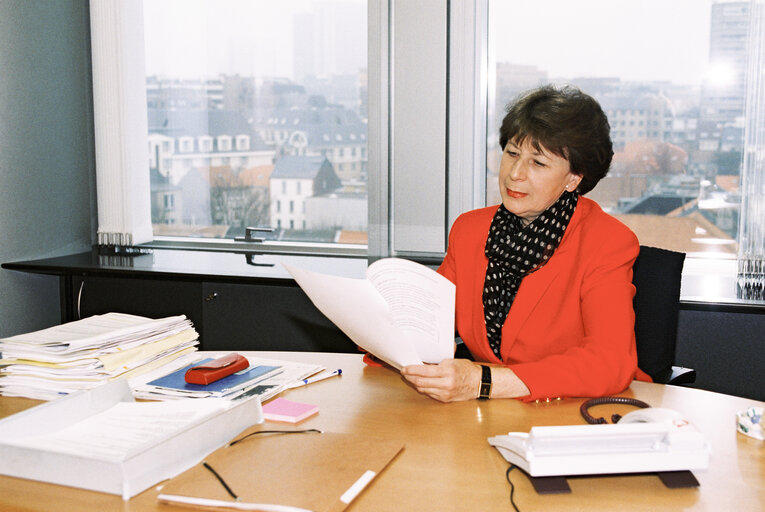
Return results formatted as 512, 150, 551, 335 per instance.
668, 366, 696, 385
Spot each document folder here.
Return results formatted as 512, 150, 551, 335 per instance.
158, 431, 404, 511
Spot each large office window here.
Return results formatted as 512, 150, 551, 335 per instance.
92, 0, 764, 294
143, 0, 368, 245
487, 0, 760, 260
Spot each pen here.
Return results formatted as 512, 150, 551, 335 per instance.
298, 369, 342, 386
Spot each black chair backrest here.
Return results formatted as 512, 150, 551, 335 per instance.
632, 245, 686, 384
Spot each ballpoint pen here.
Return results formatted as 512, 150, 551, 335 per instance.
294, 369, 342, 387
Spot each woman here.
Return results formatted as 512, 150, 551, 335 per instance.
401, 85, 651, 402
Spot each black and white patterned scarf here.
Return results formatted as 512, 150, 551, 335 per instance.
482, 191, 578, 359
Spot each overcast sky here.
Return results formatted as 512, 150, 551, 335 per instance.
490, 0, 714, 86
144, 0, 715, 86
143, 0, 365, 79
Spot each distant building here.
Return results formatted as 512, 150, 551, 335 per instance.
600, 92, 672, 150
147, 109, 275, 186
305, 183, 367, 231
269, 156, 342, 230
699, 1, 750, 125
146, 76, 224, 110
256, 104, 368, 182
150, 166, 183, 226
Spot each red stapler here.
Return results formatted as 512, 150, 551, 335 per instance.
184, 353, 250, 385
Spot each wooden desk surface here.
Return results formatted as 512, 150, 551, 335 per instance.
0, 351, 762, 511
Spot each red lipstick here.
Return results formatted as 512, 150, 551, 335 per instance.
506, 189, 527, 199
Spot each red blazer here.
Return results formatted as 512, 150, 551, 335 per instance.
438, 197, 651, 401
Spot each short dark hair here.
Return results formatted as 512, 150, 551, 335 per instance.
498, 85, 613, 195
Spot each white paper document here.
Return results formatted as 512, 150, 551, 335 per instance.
285, 258, 456, 369
7, 399, 227, 460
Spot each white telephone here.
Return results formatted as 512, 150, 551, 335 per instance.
488, 408, 710, 477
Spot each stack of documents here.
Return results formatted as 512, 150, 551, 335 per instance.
0, 313, 199, 400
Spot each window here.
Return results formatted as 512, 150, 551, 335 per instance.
143, 0, 368, 245
235, 135, 250, 151
93, 1, 762, 297
179, 137, 194, 153
487, 0, 759, 260
217, 135, 232, 152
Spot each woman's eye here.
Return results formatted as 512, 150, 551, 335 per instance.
506, 151, 519, 157
533, 160, 546, 167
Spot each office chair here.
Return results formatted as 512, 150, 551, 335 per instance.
632, 245, 696, 385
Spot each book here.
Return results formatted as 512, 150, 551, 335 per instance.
0, 379, 263, 499
145, 357, 281, 398
157, 431, 404, 511
284, 257, 456, 369
262, 397, 319, 423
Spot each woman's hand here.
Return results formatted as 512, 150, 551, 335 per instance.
400, 359, 482, 402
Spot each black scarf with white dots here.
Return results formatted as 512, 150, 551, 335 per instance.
482, 191, 578, 359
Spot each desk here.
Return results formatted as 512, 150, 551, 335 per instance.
0, 351, 762, 511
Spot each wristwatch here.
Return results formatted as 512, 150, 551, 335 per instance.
478, 365, 492, 399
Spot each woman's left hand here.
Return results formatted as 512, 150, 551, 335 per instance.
400, 359, 482, 402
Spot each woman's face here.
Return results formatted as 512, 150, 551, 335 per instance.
498, 139, 583, 225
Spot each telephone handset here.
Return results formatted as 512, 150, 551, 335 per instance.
488, 407, 710, 478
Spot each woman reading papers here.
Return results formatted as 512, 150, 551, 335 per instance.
400, 85, 651, 402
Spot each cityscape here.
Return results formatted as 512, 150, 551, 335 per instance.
147, 0, 755, 256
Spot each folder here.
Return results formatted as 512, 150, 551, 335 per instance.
158, 431, 404, 511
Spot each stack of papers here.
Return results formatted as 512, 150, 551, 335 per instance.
0, 313, 199, 400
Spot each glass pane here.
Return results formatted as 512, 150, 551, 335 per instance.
144, 0, 368, 245
487, 0, 750, 259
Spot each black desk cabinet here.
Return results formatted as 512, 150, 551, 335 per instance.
199, 281, 356, 352
6, 249, 362, 353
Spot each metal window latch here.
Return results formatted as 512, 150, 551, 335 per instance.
245, 254, 275, 267
234, 227, 274, 243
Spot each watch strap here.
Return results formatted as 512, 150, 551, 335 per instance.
478, 364, 492, 399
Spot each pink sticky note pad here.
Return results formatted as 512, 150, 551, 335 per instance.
262, 397, 319, 423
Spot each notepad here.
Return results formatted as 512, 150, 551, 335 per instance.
262, 398, 318, 423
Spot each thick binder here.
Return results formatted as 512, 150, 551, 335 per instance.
158, 431, 404, 511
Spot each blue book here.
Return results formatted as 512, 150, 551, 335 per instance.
148, 359, 281, 396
